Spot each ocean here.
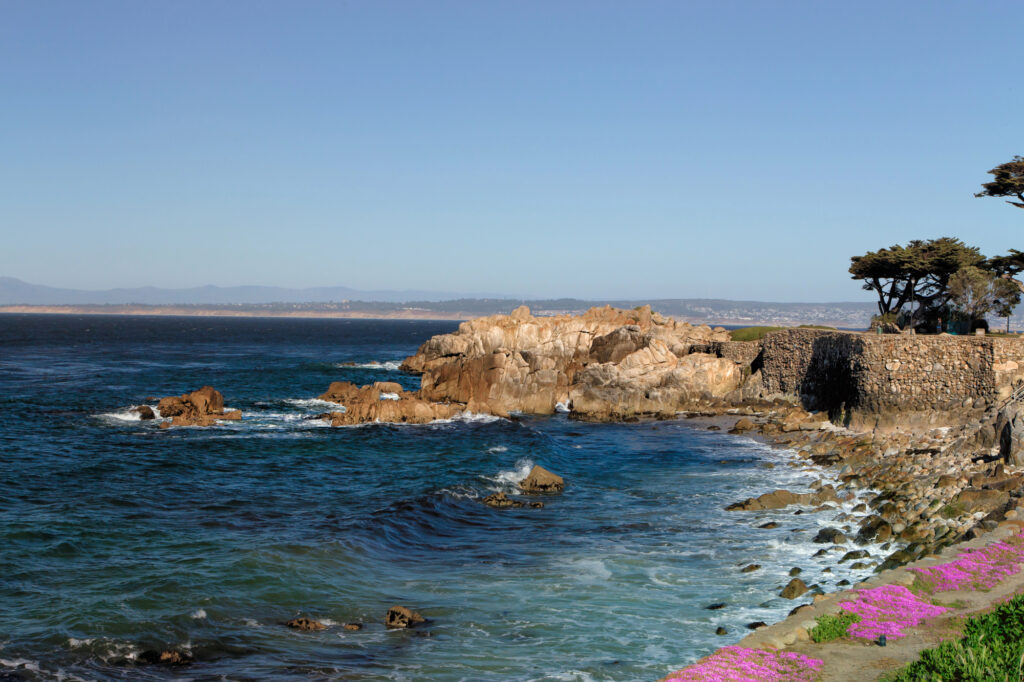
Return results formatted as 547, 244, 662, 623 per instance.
0, 315, 885, 681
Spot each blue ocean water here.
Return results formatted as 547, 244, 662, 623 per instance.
0, 315, 882, 681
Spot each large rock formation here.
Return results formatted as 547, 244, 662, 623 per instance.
156, 386, 241, 427
401, 305, 737, 420
316, 381, 461, 426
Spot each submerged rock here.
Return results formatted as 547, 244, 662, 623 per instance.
286, 617, 326, 631
385, 605, 425, 629
482, 492, 523, 509
138, 649, 192, 666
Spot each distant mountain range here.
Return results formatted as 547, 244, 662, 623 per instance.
0, 277, 483, 305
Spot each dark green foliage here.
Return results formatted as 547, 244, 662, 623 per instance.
885, 594, 1024, 681
809, 611, 861, 643
850, 238, 986, 324
976, 156, 1024, 209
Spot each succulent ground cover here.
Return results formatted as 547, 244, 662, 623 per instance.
662, 646, 823, 682
838, 585, 948, 640
908, 532, 1024, 593
883, 593, 1024, 681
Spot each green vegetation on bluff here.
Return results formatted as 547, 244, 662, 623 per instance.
884, 594, 1024, 681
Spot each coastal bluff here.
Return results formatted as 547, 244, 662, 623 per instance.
401, 307, 1024, 429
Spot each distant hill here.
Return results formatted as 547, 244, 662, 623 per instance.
0, 277, 484, 305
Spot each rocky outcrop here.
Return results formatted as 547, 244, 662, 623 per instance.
317, 381, 461, 426
997, 404, 1024, 466
138, 649, 192, 666
483, 492, 523, 508
156, 386, 241, 427
385, 605, 424, 629
519, 465, 564, 494
133, 405, 155, 420
401, 305, 735, 420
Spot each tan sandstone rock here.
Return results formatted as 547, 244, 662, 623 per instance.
519, 465, 565, 494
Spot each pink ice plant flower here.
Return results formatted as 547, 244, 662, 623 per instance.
663, 646, 824, 682
838, 584, 947, 639
908, 534, 1024, 592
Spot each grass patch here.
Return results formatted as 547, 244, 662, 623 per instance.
729, 326, 784, 341
728, 324, 836, 342
883, 594, 1024, 681
809, 612, 861, 643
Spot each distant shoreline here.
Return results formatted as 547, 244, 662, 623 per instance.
0, 305, 469, 321
0, 305, 871, 328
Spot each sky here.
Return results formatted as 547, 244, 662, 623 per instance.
1, 1, 1021, 302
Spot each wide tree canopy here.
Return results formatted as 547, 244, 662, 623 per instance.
850, 238, 985, 317
976, 156, 1024, 209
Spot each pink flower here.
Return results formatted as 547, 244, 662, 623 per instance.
664, 646, 823, 682
909, 536, 1024, 593
838, 585, 946, 639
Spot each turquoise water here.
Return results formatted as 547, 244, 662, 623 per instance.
0, 315, 883, 681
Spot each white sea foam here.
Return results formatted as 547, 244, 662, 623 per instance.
338, 360, 402, 371
483, 458, 534, 490
284, 398, 339, 409
487, 445, 508, 453
244, 618, 261, 627
97, 406, 152, 422
191, 608, 207, 619
554, 401, 571, 413
380, 392, 400, 401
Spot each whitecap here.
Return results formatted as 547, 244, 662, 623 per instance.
554, 401, 571, 413
482, 458, 534, 490
487, 446, 509, 453
380, 392, 400, 401
191, 608, 207, 619
338, 360, 402, 371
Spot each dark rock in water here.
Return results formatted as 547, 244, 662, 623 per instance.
740, 564, 761, 573
133, 405, 155, 420
386, 605, 425, 629
707, 425, 721, 431
813, 527, 846, 544
780, 578, 808, 599
705, 602, 727, 610
758, 522, 779, 529
138, 649, 192, 666
482, 492, 523, 509
839, 550, 869, 563
746, 621, 767, 630
286, 617, 326, 631
530, 501, 544, 509
715, 626, 728, 635
813, 548, 830, 557
519, 465, 565, 494
343, 623, 362, 631
848, 561, 870, 570
789, 567, 802, 576
837, 579, 850, 586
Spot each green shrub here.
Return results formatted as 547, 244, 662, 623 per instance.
884, 594, 1024, 681
809, 611, 861, 643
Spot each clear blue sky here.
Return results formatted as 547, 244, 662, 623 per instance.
1, 1, 1021, 301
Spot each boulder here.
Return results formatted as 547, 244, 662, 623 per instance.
133, 405, 155, 420
519, 465, 564, 494
385, 605, 425, 629
730, 417, 755, 433
286, 617, 326, 631
343, 623, 362, 631
780, 578, 808, 599
997, 404, 1024, 467
318, 381, 461, 426
953, 488, 1010, 515
155, 386, 237, 427
812, 528, 846, 544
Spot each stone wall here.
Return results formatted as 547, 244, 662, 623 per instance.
692, 340, 764, 370
758, 329, 1024, 428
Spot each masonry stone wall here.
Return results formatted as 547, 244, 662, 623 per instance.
692, 340, 764, 369
759, 329, 1024, 420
